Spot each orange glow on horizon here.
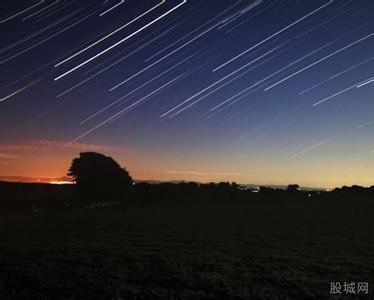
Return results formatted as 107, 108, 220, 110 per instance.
49, 181, 73, 185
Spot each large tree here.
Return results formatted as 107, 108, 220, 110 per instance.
68, 152, 133, 202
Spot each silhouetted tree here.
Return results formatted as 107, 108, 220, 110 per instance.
287, 184, 300, 192
229, 182, 241, 198
68, 152, 133, 202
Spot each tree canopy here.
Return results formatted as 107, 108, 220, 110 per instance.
68, 152, 132, 201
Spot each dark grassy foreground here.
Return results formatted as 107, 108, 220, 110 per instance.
0, 183, 373, 299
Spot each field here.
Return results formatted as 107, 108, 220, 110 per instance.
0, 184, 373, 299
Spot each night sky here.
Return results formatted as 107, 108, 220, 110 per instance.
0, 0, 373, 188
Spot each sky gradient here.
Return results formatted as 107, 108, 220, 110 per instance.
1, 0, 374, 188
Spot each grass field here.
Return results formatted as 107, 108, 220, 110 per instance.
0, 190, 373, 299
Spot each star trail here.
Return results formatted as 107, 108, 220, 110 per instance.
0, 0, 374, 187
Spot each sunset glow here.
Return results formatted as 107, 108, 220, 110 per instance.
0, 0, 373, 188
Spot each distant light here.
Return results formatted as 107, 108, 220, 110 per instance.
49, 181, 73, 185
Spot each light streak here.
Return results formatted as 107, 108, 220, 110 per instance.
213, 0, 334, 71
313, 77, 374, 106
22, 0, 60, 20
167, 40, 299, 118
294, 0, 363, 40
0, 31, 105, 92
0, 9, 98, 64
165, 41, 292, 118
100, 0, 126, 16
54, 0, 186, 81
79, 51, 199, 124
217, 0, 263, 30
57, 24, 179, 98
0, 1, 45, 23
160, 41, 286, 118
144, 1, 241, 63
356, 78, 374, 88
0, 79, 42, 102
55, 0, 165, 67
335, 0, 353, 10
64, 73, 188, 146
213, 38, 337, 111
265, 32, 374, 91
34, 0, 74, 22
358, 120, 374, 129
225, 1, 279, 34
0, 62, 50, 92
281, 142, 325, 164
299, 57, 374, 94
144, 16, 215, 63
110, 19, 218, 90
0, 8, 83, 55
109, 71, 190, 123
82, 20, 182, 75
111, 1, 246, 87
208, 84, 264, 114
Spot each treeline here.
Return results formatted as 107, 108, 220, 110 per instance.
1, 152, 373, 212
1, 180, 373, 212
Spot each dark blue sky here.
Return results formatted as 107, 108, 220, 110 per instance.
0, 0, 373, 187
